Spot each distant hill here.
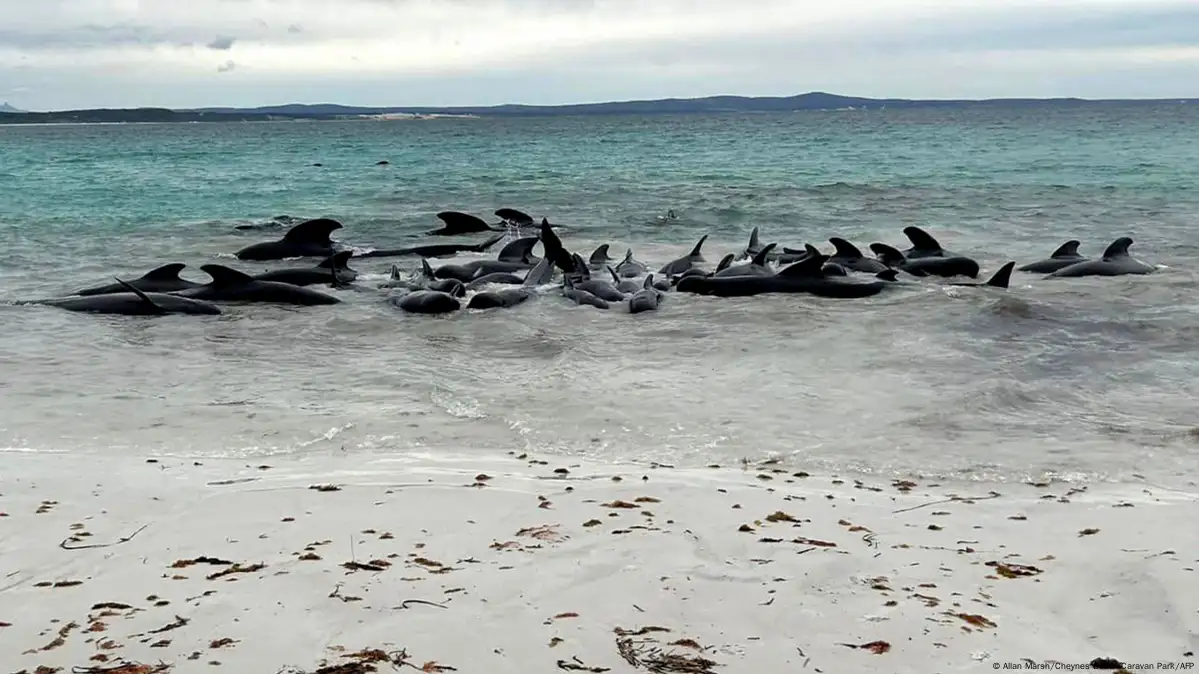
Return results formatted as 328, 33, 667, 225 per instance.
0, 102, 24, 113
2, 92, 1196, 125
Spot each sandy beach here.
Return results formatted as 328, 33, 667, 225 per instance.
2, 450, 1196, 674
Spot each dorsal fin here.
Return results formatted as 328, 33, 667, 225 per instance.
643, 274, 655, 289
523, 257, 554, 286
777, 254, 829, 278
571, 253, 591, 279
1050, 240, 1082, 258
751, 243, 778, 266
421, 259, 435, 279
869, 243, 906, 267
876, 269, 900, 282
804, 244, 821, 257
747, 227, 761, 251
1102, 237, 1133, 259
389, 265, 401, 280
200, 264, 255, 287
828, 237, 864, 259
434, 211, 490, 235
607, 265, 621, 284
282, 218, 342, 244
497, 236, 540, 263
495, 208, 534, 225
114, 277, 165, 313
986, 261, 1016, 288
140, 263, 187, 281
716, 253, 734, 272
688, 234, 708, 258
318, 251, 354, 270
903, 226, 942, 252
622, 249, 633, 263
589, 244, 611, 265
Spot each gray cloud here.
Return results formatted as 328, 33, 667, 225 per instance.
207, 36, 236, 50
217, 60, 236, 73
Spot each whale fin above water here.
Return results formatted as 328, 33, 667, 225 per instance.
643, 274, 656, 289
777, 253, 829, 278
1050, 240, 1082, 258
432, 211, 492, 236
200, 264, 256, 287
876, 269, 900, 282
829, 237, 865, 259
495, 208, 534, 226
870, 243, 907, 267
420, 259, 436, 279
606, 265, 622, 285
282, 218, 342, 245
903, 226, 943, 254
570, 253, 591, 279
803, 243, 821, 257
747, 227, 761, 252
751, 243, 778, 267
688, 234, 709, 260
389, 265, 402, 280
140, 263, 189, 281
317, 251, 354, 270
1102, 236, 1134, 260
589, 244, 611, 265
985, 261, 1016, 288
114, 277, 166, 314
498, 236, 540, 263
716, 254, 735, 272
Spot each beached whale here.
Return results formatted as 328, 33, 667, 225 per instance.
658, 235, 708, 276
392, 290, 461, 314
235, 218, 342, 261
26, 278, 221, 316
1046, 237, 1155, 278
1017, 240, 1086, 274
253, 251, 357, 287
467, 287, 535, 310
676, 254, 894, 299
175, 265, 341, 305
871, 243, 980, 279
73, 263, 201, 296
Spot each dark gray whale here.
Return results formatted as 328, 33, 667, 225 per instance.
675, 254, 893, 299
614, 249, 649, 278
1017, 240, 1087, 274
28, 277, 223, 316
871, 243, 980, 279
1046, 237, 1155, 278
588, 244, 613, 269
253, 251, 357, 287
715, 243, 777, 278
392, 290, 461, 314
74, 263, 201, 296
563, 276, 610, 309
495, 208, 534, 226
434, 260, 533, 283
358, 234, 505, 259
235, 218, 342, 261
467, 287, 534, 310
175, 265, 341, 305
658, 235, 708, 276
427, 211, 496, 236
827, 238, 889, 274
627, 275, 664, 314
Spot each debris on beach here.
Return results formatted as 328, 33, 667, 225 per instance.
615, 626, 720, 673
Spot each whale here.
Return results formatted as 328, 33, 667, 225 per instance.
739, 226, 765, 260
175, 265, 341, 305
466, 272, 526, 290
73, 263, 202, 296
357, 234, 505, 259
627, 275, 664, 314
658, 235, 708, 276
392, 290, 461, 314
427, 211, 497, 236
675, 253, 894, 299
614, 249, 649, 278
827, 238, 890, 274
378, 260, 433, 291
26, 277, 222, 316
538, 219, 576, 275
564, 253, 625, 301
495, 208, 535, 227
671, 254, 735, 284
235, 218, 342, 261
253, 251, 357, 287
608, 266, 642, 294
467, 287, 534, 310
901, 226, 962, 259
870, 243, 980, 279
1046, 237, 1155, 278
563, 276, 610, 310
522, 257, 557, 286
433, 260, 533, 283
715, 243, 777, 278
1017, 240, 1087, 274
497, 236, 542, 264
948, 261, 1016, 289
588, 244, 613, 270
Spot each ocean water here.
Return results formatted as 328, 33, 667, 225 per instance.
2, 107, 1198, 485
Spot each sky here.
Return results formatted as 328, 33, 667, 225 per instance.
1, 0, 1198, 110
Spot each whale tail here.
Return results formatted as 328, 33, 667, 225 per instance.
985, 261, 1016, 288
869, 243, 906, 267
902, 226, 943, 253
1050, 240, 1082, 258
540, 220, 575, 274
114, 277, 166, 314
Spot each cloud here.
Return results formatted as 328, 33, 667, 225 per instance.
0, 0, 1196, 109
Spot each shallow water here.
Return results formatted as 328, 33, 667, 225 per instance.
2, 107, 1198, 485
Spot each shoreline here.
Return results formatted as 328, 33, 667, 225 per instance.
2, 449, 1197, 673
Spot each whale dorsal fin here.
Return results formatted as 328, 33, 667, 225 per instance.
200, 264, 255, 287
903, 226, 942, 253
283, 218, 342, 244
876, 269, 900, 282
607, 265, 621, 284
804, 243, 821, 257
778, 254, 829, 278
589, 244, 611, 265
495, 208, 534, 225
986, 261, 1016, 288
689, 234, 708, 258
622, 249, 633, 264
318, 251, 354, 270
140, 263, 187, 281
869, 243, 906, 267
114, 277, 165, 313
497, 236, 539, 263
716, 253, 734, 272
828, 237, 864, 259
747, 227, 761, 251
751, 243, 778, 267
420, 259, 435, 279
571, 253, 591, 279
1102, 237, 1133, 260
643, 274, 655, 289
1051, 240, 1082, 258
435, 211, 490, 235
389, 265, 401, 280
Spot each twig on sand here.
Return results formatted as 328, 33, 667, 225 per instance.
892, 492, 1001, 514
398, 599, 448, 610
61, 524, 150, 550
72, 659, 173, 673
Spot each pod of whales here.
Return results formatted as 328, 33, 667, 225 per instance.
20, 205, 1161, 322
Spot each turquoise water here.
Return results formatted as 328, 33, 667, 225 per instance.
2, 107, 1198, 484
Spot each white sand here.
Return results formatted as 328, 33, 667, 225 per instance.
2, 450, 1197, 674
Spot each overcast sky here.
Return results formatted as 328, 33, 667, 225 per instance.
2, 0, 1197, 110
